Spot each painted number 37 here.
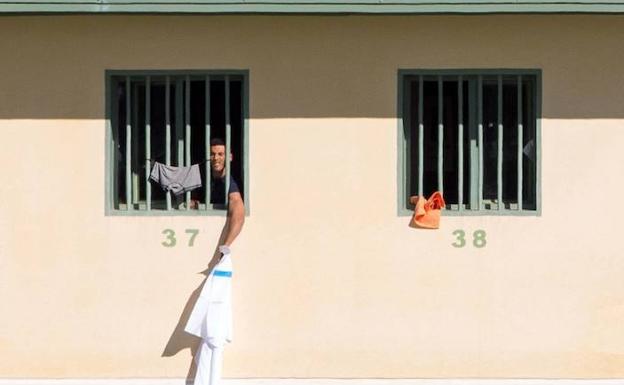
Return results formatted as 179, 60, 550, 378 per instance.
452, 229, 487, 248
161, 229, 199, 247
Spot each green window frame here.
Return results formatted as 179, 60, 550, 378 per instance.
105, 70, 249, 216
398, 69, 541, 216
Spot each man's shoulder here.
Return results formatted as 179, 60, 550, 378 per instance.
228, 176, 240, 194
212, 174, 240, 192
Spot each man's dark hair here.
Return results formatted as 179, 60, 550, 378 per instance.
210, 138, 225, 147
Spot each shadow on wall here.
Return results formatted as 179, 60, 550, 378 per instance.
161, 280, 202, 381
0, 15, 623, 120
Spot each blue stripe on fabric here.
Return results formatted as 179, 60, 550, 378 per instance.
213, 270, 232, 278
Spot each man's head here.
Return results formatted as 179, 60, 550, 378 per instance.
209, 138, 232, 177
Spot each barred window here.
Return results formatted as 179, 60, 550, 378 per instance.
106, 71, 247, 215
400, 70, 540, 215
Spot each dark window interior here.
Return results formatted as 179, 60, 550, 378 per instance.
404, 74, 537, 211
111, 75, 245, 211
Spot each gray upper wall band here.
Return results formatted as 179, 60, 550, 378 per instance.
3, 1, 624, 14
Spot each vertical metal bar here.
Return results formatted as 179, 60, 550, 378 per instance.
469, 79, 478, 211
111, 79, 120, 210
403, 77, 411, 207
418, 76, 424, 196
243, 73, 249, 212
176, 79, 184, 168
185, 76, 191, 210
477, 75, 483, 210
225, 76, 231, 206
437, 76, 444, 195
497, 75, 503, 211
205, 76, 211, 209
458, 76, 463, 211
517, 75, 523, 211
132, 83, 139, 206
165, 76, 172, 210
535, 74, 542, 214
145, 76, 151, 211
125, 76, 132, 211
175, 79, 184, 209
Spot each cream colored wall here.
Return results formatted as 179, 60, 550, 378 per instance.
1, 15, 623, 379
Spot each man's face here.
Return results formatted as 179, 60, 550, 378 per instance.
210, 145, 227, 174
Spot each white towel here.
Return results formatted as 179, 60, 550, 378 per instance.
185, 254, 233, 345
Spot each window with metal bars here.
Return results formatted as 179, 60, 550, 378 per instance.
106, 71, 247, 215
399, 70, 541, 215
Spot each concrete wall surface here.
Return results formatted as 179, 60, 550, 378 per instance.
1, 15, 624, 379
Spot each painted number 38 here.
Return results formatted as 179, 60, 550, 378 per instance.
452, 229, 487, 248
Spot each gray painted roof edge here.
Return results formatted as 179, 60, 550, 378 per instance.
2, 1, 624, 14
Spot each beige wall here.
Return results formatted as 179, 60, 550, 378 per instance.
1, 15, 624, 379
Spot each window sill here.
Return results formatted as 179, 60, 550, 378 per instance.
397, 207, 541, 217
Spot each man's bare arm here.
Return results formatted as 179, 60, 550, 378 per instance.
209, 192, 245, 264
223, 191, 245, 247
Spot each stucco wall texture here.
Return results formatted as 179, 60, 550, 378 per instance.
1, 15, 623, 379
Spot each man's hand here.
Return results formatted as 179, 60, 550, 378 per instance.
218, 245, 231, 257
212, 245, 231, 263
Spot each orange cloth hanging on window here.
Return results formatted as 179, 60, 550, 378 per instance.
409, 191, 446, 229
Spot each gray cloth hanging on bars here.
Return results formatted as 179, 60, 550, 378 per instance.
149, 162, 202, 196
